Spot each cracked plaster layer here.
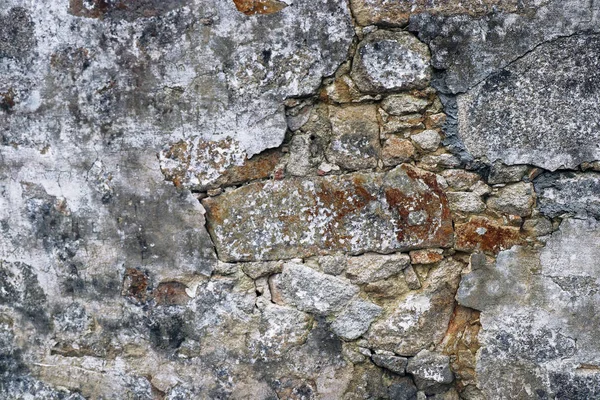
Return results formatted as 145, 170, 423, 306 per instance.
457, 219, 600, 399
3, 0, 600, 398
457, 33, 600, 171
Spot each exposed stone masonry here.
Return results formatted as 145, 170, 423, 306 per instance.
2, 0, 600, 399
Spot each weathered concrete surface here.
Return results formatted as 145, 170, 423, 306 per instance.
0, 0, 356, 397
203, 164, 453, 261
457, 218, 600, 399
411, 0, 600, 94
456, 33, 600, 170
535, 171, 600, 218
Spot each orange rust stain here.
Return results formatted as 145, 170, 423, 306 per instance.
232, 0, 288, 15
70, 0, 105, 18
122, 268, 149, 303
385, 166, 452, 245
312, 177, 376, 248
440, 304, 482, 391
153, 282, 191, 306
162, 138, 280, 190
455, 216, 522, 254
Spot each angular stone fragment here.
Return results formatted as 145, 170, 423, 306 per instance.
534, 172, 600, 218
486, 182, 534, 217
411, 130, 441, 152
522, 218, 554, 237
407, 350, 454, 392
331, 299, 382, 340
409, 249, 444, 265
203, 164, 453, 262
321, 74, 381, 104
403, 266, 422, 290
326, 104, 381, 170
371, 351, 408, 375
381, 93, 431, 115
382, 137, 415, 166
447, 192, 485, 214
457, 34, 600, 170
286, 134, 314, 177
388, 378, 418, 400
278, 263, 358, 315
319, 254, 347, 276
241, 261, 283, 280
248, 304, 312, 360
420, 154, 461, 171
455, 217, 522, 254
487, 163, 528, 185
381, 113, 425, 135
366, 260, 462, 356
440, 170, 481, 191
345, 253, 411, 284
351, 31, 431, 94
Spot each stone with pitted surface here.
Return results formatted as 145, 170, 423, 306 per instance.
203, 164, 453, 261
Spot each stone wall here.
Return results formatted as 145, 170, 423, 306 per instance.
1, 0, 600, 399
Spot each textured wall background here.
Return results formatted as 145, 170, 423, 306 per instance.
1, 0, 600, 399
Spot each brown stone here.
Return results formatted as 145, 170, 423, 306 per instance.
326, 104, 381, 170
440, 305, 481, 391
409, 249, 444, 265
382, 137, 415, 166
232, 0, 288, 15
121, 268, 149, 303
153, 282, 192, 306
349, 0, 541, 27
455, 217, 522, 254
203, 164, 453, 262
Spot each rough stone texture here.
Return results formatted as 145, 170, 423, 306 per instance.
455, 217, 522, 254
372, 351, 408, 375
331, 298, 382, 340
487, 163, 529, 185
350, 0, 543, 27
278, 262, 358, 315
486, 182, 534, 217
410, 249, 444, 265
456, 33, 600, 170
345, 253, 410, 284
327, 104, 381, 170
351, 30, 431, 94
4, 0, 600, 398
456, 219, 600, 399
203, 164, 453, 261
159, 138, 282, 191
366, 259, 463, 356
411, 0, 600, 94
381, 93, 431, 115
441, 170, 481, 191
535, 171, 600, 218
447, 192, 485, 214
407, 350, 454, 393
411, 130, 441, 152
382, 137, 416, 166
